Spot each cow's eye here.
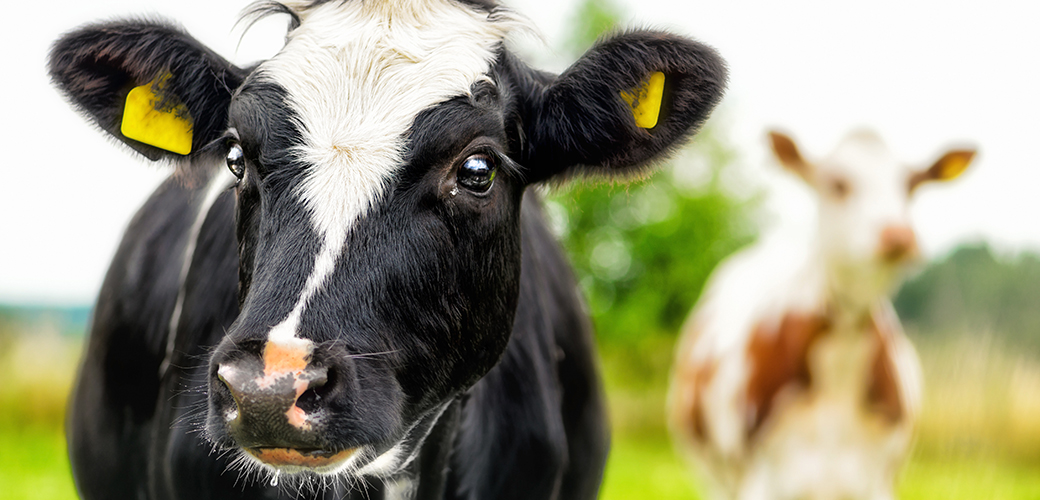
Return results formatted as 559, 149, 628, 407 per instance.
226, 142, 245, 179
457, 154, 496, 193
829, 177, 850, 200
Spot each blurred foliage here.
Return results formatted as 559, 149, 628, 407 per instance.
561, 0, 625, 56
895, 243, 1040, 352
545, 138, 755, 346
548, 0, 756, 350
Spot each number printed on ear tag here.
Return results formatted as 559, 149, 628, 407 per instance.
620, 71, 665, 129
121, 74, 193, 155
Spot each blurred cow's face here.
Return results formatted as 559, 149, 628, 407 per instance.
768, 130, 975, 303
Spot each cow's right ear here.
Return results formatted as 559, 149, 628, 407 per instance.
768, 130, 814, 183
49, 20, 246, 161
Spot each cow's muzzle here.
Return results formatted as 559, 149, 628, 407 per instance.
214, 339, 355, 470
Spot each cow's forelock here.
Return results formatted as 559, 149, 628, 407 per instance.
253, 0, 527, 343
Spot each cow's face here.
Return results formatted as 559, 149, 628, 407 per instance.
211, 1, 532, 477
49, 0, 726, 486
768, 130, 975, 303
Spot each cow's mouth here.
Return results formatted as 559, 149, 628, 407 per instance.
246, 447, 356, 470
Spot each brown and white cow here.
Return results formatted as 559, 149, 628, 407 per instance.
668, 130, 975, 500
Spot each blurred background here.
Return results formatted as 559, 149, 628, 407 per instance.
2, 0, 1038, 498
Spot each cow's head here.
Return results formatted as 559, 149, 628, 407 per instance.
768, 129, 975, 303
50, 0, 725, 485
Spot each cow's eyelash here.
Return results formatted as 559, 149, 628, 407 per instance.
461, 143, 521, 180
198, 132, 241, 156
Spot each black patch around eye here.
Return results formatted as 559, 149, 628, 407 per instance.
457, 154, 496, 193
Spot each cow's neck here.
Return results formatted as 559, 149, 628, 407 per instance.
812, 246, 897, 322
795, 242, 895, 401
408, 398, 462, 500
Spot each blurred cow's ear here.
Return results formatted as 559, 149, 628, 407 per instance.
909, 149, 976, 191
518, 30, 727, 184
49, 20, 246, 161
768, 130, 814, 183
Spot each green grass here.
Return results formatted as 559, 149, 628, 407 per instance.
598, 431, 1040, 500
0, 426, 77, 500
2, 330, 1039, 499
900, 456, 1040, 500
600, 434, 702, 500
4, 423, 1039, 500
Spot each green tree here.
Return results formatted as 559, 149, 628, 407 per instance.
545, 131, 754, 346
547, 0, 756, 366
561, 0, 625, 55
895, 243, 1040, 351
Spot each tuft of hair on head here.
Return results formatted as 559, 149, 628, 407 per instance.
236, 1, 302, 41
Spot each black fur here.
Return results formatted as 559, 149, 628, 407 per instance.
518, 31, 727, 183
49, 20, 247, 161
51, 7, 726, 500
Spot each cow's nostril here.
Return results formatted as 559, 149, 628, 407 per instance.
215, 363, 248, 422
304, 366, 328, 390
213, 354, 343, 442
296, 388, 321, 413
296, 365, 329, 414
216, 364, 246, 400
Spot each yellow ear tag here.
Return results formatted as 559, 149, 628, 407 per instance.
121, 75, 193, 155
619, 71, 665, 129
934, 150, 974, 181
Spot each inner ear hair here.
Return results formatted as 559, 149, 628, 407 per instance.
768, 130, 813, 182
909, 149, 976, 191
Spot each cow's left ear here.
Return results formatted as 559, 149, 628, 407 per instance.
520, 30, 726, 184
909, 148, 976, 191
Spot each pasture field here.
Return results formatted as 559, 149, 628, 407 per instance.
599, 434, 1040, 500
3, 411, 1039, 500
596, 332, 1040, 500
1, 327, 1038, 500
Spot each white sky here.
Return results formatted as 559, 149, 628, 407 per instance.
1, 0, 1037, 304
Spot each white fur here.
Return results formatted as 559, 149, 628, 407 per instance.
354, 402, 451, 478
257, 0, 527, 343
356, 442, 406, 477
813, 131, 916, 305
384, 478, 416, 500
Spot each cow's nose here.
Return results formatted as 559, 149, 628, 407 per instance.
215, 341, 331, 447
878, 225, 918, 262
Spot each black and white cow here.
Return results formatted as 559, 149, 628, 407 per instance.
49, 1, 725, 499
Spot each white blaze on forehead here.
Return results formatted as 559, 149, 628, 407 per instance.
259, 0, 526, 343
